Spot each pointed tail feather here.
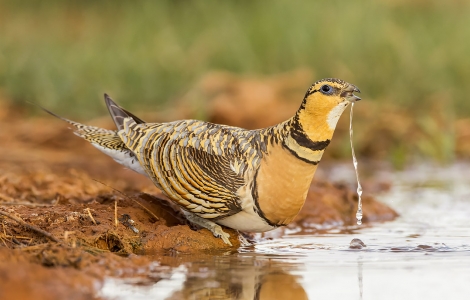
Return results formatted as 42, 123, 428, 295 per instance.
38, 104, 147, 176
35, 104, 86, 131
104, 94, 145, 131
36, 104, 116, 139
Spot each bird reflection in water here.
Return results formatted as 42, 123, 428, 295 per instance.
164, 254, 308, 300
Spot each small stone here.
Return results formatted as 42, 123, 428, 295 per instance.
349, 238, 366, 249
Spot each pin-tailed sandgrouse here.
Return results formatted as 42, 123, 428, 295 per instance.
44, 78, 360, 245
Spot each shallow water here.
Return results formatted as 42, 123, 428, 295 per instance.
99, 163, 470, 300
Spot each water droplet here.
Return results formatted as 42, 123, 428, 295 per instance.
350, 103, 363, 226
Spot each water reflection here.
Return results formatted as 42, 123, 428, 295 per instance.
357, 257, 363, 300
166, 255, 308, 300
101, 253, 308, 300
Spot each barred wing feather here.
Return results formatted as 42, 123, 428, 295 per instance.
119, 118, 245, 219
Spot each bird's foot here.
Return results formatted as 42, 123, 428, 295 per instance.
183, 211, 232, 246
210, 224, 232, 246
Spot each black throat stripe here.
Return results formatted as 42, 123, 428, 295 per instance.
281, 114, 329, 164
281, 142, 320, 165
289, 115, 331, 151
290, 129, 331, 150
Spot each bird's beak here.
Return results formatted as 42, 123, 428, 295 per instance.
340, 84, 361, 102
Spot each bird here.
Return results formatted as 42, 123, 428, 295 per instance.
43, 78, 361, 245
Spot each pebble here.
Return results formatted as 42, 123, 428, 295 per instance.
349, 238, 366, 249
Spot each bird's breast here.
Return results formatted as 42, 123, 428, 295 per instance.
254, 144, 318, 226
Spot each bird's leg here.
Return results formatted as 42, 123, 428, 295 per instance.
237, 231, 252, 247
182, 211, 232, 246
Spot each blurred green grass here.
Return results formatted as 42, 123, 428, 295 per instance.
0, 0, 468, 163
1, 0, 469, 114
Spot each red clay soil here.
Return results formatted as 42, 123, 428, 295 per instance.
0, 247, 100, 300
0, 245, 178, 300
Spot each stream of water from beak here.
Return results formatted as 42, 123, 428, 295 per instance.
350, 102, 363, 225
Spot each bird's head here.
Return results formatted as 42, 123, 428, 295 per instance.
303, 78, 361, 107
297, 78, 361, 131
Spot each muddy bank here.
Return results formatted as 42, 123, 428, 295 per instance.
296, 181, 397, 229
0, 160, 396, 254
0, 247, 100, 300
0, 245, 178, 300
0, 170, 395, 254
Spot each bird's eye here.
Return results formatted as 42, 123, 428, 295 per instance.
320, 84, 333, 94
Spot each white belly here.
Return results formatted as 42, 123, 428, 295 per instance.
216, 204, 274, 232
